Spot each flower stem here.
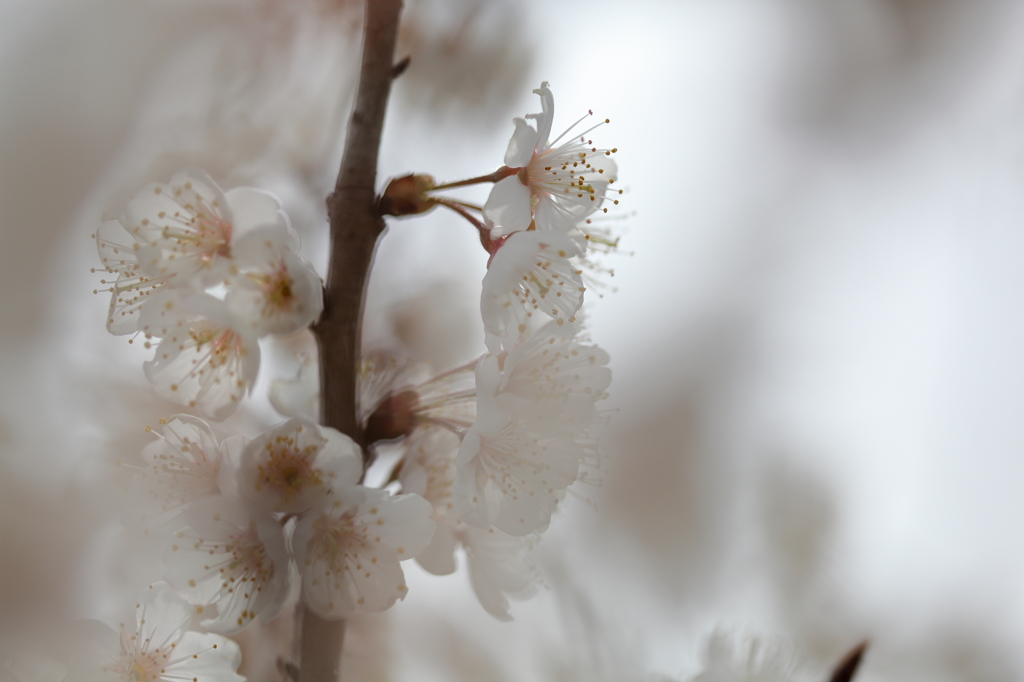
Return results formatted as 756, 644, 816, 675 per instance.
431, 166, 519, 190
304, 0, 403, 679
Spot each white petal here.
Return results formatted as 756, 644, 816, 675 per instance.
269, 354, 319, 420
503, 118, 540, 168
529, 81, 554, 148
415, 521, 458, 576
224, 186, 297, 249
141, 292, 259, 421
533, 194, 578, 232
483, 176, 532, 237
480, 231, 585, 346
225, 242, 323, 337
463, 525, 536, 621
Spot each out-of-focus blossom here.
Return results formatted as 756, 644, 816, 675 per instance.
453, 408, 581, 536
400, 426, 538, 620
269, 353, 320, 421
164, 496, 290, 634
139, 291, 260, 421
478, 321, 611, 426
65, 583, 243, 682
687, 633, 811, 682
124, 415, 244, 531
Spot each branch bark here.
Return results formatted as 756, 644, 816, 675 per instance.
300, 0, 403, 680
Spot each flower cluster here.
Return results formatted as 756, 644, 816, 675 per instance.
126, 414, 435, 629
86, 82, 619, 670
371, 82, 617, 619
93, 169, 323, 420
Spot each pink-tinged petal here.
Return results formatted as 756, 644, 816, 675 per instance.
484, 176, 532, 237
226, 241, 324, 337
503, 118, 540, 167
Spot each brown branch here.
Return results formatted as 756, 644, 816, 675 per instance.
300, 0, 404, 680
828, 641, 869, 682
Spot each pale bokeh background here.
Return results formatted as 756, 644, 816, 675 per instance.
4, 1, 1024, 680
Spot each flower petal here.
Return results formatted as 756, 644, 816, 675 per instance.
484, 176, 532, 237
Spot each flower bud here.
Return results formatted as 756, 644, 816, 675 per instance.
379, 174, 437, 216
364, 389, 420, 443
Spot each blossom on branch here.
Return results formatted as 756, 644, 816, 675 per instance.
484, 82, 619, 237
480, 230, 585, 351
293, 484, 436, 620
164, 496, 291, 634
236, 417, 362, 516
65, 583, 243, 682
399, 427, 538, 620
225, 228, 323, 336
139, 291, 260, 421
124, 414, 243, 531
128, 168, 294, 290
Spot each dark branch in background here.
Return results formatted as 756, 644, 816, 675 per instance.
828, 641, 869, 682
298, 0, 403, 680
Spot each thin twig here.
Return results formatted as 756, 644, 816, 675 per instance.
301, 0, 404, 680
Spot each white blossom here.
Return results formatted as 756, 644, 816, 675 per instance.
128, 168, 295, 289
94, 218, 169, 336
164, 496, 290, 634
225, 228, 323, 336
236, 417, 362, 516
65, 583, 243, 682
398, 427, 461, 575
688, 633, 810, 682
453, 409, 582, 536
462, 525, 537, 622
125, 415, 243, 531
484, 82, 619, 237
480, 230, 585, 350
400, 427, 537, 620
480, 321, 611, 425
293, 485, 435, 619
139, 291, 260, 421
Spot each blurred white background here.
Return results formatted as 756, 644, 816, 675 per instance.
4, 1, 1024, 680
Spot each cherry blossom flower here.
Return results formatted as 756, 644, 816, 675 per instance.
65, 583, 243, 682
479, 321, 611, 426
124, 415, 244, 531
164, 497, 290, 634
480, 230, 585, 350
398, 427, 461, 575
127, 168, 295, 290
139, 291, 260, 421
225, 228, 323, 336
293, 486, 435, 619
236, 417, 362, 516
453, 409, 583, 536
94, 218, 170, 336
399, 427, 537, 620
688, 633, 811, 682
484, 82, 619, 237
